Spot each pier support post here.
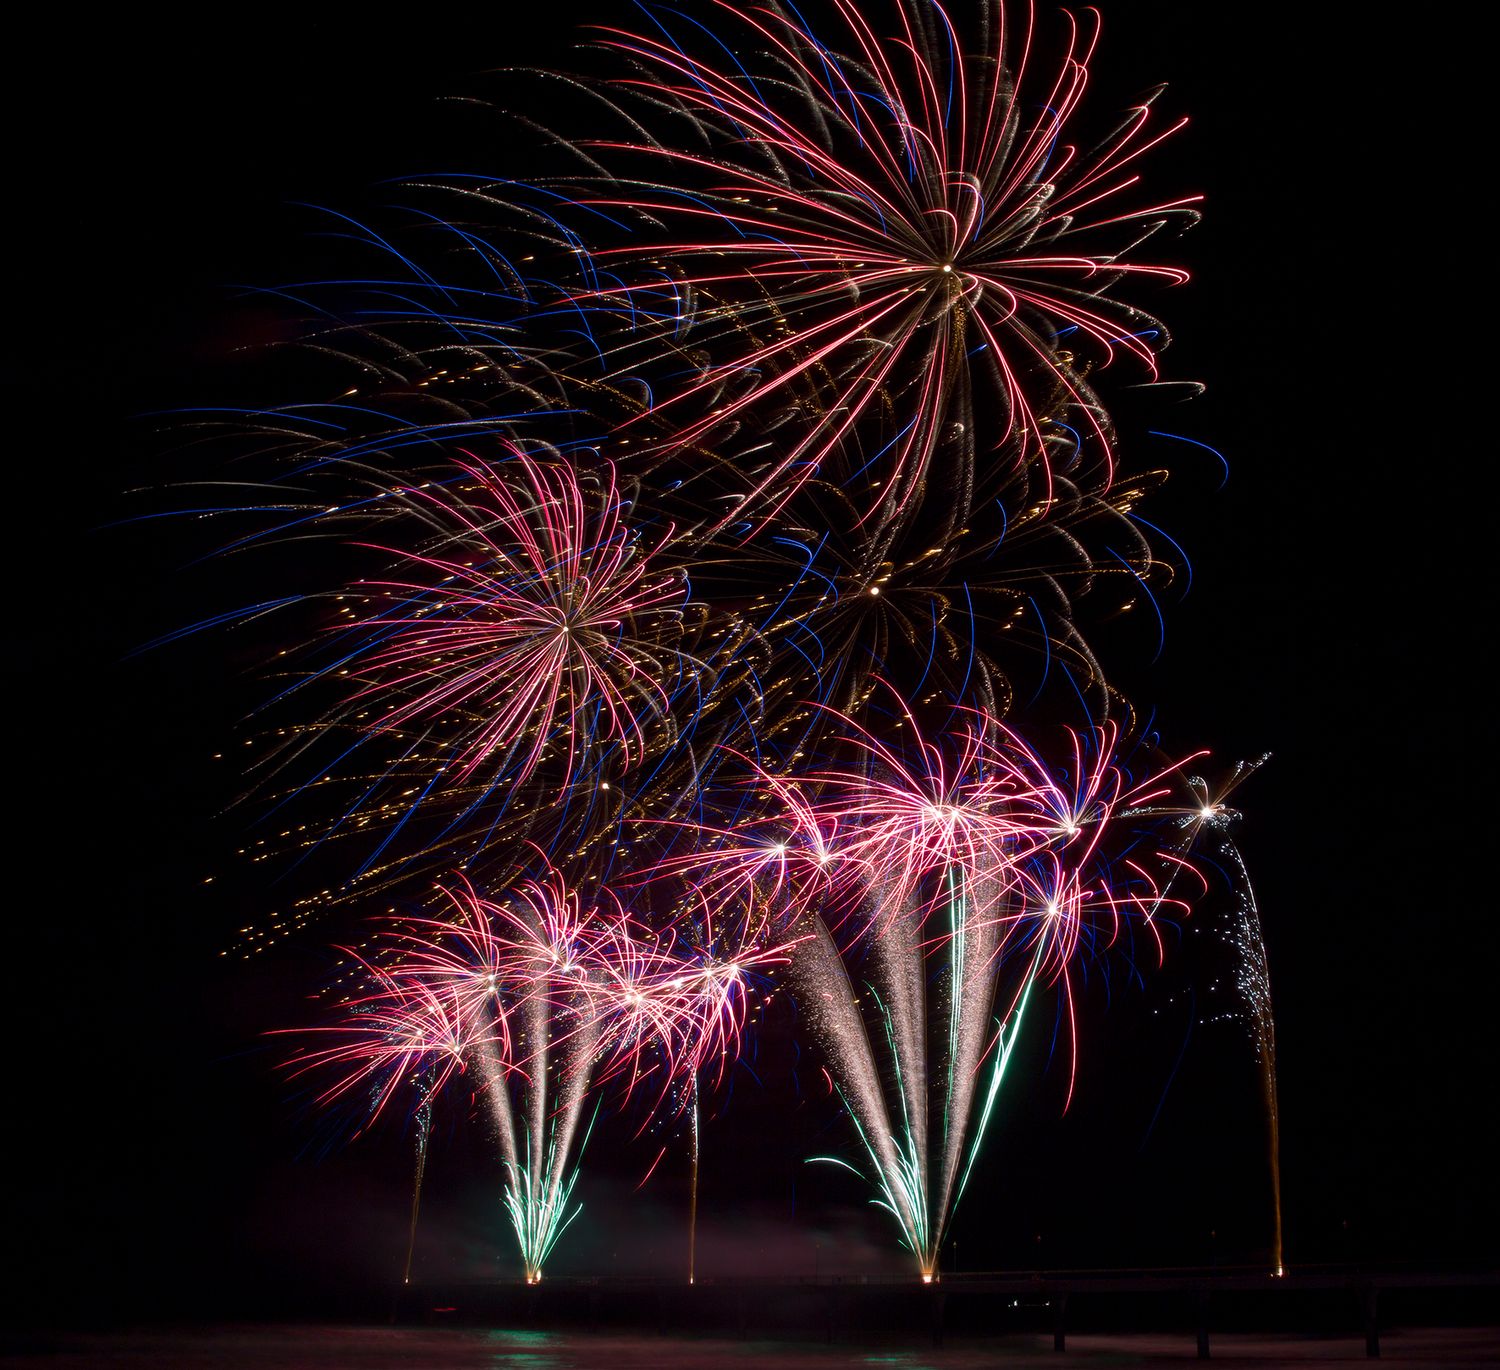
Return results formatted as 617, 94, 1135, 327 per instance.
1361, 1284, 1380, 1358
930, 1288, 946, 1348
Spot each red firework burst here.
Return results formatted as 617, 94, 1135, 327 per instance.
582, 0, 1197, 529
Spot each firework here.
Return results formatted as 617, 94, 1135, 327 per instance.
203, 0, 1254, 1286
555, 0, 1197, 533
288, 861, 795, 1281
1134, 757, 1283, 1274
279, 957, 492, 1134
212, 438, 712, 918
641, 696, 1187, 1278
418, 870, 639, 1282
335, 447, 689, 790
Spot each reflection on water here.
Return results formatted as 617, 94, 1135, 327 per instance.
6, 1325, 1500, 1368
483, 1328, 564, 1367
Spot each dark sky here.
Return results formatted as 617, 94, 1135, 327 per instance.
9, 2, 1492, 1323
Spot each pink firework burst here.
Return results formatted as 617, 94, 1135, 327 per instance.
279, 957, 497, 1136
650, 888, 807, 1088
583, 0, 1197, 528
650, 692, 1192, 975
340, 447, 689, 794
630, 768, 846, 919
396, 867, 794, 1113
746, 696, 1076, 949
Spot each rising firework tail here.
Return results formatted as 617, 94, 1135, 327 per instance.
1157, 759, 1283, 1275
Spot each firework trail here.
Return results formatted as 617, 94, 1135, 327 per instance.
1188, 759, 1282, 1275
1125, 755, 1280, 1272
469, 870, 796, 1279
403, 1086, 433, 1286
1221, 828, 1281, 1276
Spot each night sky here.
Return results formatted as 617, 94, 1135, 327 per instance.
10, 2, 1493, 1325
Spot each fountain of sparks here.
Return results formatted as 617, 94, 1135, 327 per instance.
288, 862, 794, 1283
657, 702, 1183, 1279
